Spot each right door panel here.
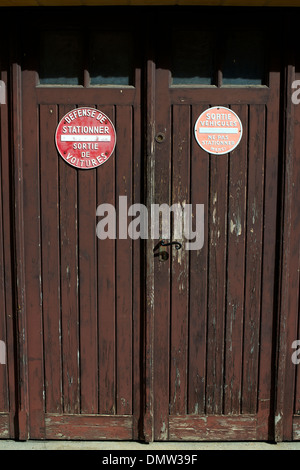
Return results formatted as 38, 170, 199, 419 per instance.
152, 11, 281, 441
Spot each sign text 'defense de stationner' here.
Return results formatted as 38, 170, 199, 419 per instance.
194, 106, 243, 155
55, 107, 116, 169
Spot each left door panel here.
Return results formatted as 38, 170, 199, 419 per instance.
15, 10, 142, 440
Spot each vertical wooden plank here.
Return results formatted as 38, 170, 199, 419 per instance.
242, 105, 265, 414
59, 104, 80, 415
0, 54, 8, 417
143, 50, 156, 442
78, 151, 98, 414
12, 58, 29, 440
0, 100, 8, 413
206, 130, 228, 415
22, 69, 45, 438
224, 104, 247, 415
257, 66, 280, 440
188, 104, 209, 415
153, 66, 171, 440
39, 104, 62, 414
115, 105, 132, 415
170, 104, 190, 416
132, 91, 142, 440
97, 105, 116, 415
0, 64, 15, 436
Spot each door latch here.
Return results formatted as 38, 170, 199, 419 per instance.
159, 240, 182, 251
153, 239, 182, 262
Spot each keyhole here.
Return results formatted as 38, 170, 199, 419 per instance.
155, 132, 166, 143
159, 251, 169, 261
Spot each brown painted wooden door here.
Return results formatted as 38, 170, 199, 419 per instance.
11, 7, 283, 441
17, 11, 142, 440
148, 11, 282, 441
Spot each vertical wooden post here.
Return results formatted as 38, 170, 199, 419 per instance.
11, 58, 29, 440
142, 31, 156, 443
275, 13, 300, 442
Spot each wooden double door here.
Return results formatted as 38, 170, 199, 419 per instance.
0, 7, 285, 441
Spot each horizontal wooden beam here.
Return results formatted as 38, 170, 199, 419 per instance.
169, 415, 258, 441
1, 0, 300, 7
45, 414, 133, 440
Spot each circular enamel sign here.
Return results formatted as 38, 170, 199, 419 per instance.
194, 106, 243, 155
55, 107, 116, 169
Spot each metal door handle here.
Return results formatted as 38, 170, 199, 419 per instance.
153, 240, 182, 262
159, 240, 182, 250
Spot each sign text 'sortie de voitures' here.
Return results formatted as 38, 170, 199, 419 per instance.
55, 107, 116, 169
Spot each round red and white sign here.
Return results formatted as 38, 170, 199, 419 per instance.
194, 106, 243, 155
55, 107, 116, 169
